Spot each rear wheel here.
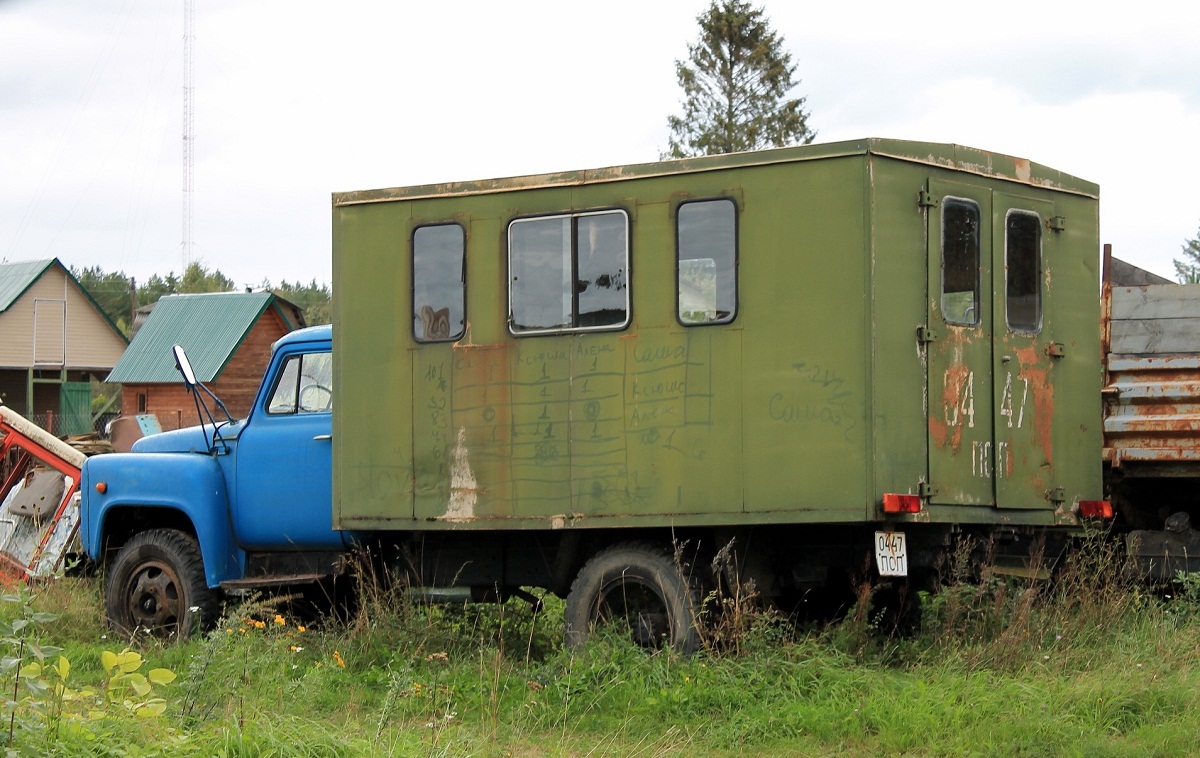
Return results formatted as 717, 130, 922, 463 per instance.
564, 542, 703, 653
105, 529, 219, 641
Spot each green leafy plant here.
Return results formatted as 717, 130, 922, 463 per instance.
1, 589, 179, 751
1, 589, 62, 747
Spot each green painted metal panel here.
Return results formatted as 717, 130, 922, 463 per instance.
332, 139, 1105, 533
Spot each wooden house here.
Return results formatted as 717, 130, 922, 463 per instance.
106, 292, 304, 430
0, 259, 128, 434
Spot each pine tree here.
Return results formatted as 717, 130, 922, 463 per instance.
1175, 223, 1200, 283
666, 0, 814, 159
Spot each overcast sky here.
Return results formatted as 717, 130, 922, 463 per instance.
2, 0, 1198, 290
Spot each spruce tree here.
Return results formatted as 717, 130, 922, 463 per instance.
666, 0, 815, 158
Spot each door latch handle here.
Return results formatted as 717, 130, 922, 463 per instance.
313, 434, 332, 441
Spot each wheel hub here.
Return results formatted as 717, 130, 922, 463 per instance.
126, 560, 183, 631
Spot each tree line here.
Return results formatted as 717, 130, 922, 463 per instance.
73, 261, 331, 336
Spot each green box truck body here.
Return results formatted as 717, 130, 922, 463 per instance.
333, 138, 1102, 534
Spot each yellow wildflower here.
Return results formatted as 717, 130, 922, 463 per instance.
333, 650, 346, 668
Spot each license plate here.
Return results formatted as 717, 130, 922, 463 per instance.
875, 531, 908, 577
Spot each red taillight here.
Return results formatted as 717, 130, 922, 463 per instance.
1078, 500, 1113, 519
882, 493, 922, 514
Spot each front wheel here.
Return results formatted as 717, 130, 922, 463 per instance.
564, 542, 703, 653
105, 529, 219, 641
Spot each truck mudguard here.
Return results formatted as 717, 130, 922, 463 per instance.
81, 451, 244, 588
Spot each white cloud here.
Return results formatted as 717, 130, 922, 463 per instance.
2, 0, 1198, 283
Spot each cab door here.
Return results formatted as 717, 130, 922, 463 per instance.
234, 347, 341, 550
926, 179, 995, 506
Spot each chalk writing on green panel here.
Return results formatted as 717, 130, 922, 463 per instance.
413, 355, 452, 519
570, 340, 627, 515
625, 331, 714, 514
510, 339, 572, 516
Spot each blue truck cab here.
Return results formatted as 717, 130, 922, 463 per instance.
81, 324, 346, 636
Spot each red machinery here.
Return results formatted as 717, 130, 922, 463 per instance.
0, 405, 86, 583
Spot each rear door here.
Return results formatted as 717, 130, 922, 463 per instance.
926, 179, 995, 506
926, 180, 1064, 511
992, 192, 1060, 510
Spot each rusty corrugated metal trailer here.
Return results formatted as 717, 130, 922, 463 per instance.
1104, 272, 1200, 577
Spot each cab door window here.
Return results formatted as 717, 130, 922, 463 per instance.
267, 352, 333, 414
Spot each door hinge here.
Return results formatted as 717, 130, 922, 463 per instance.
1047, 486, 1066, 504
1048, 216, 1066, 232
1046, 342, 1065, 358
919, 482, 937, 498
918, 190, 937, 209
917, 325, 938, 344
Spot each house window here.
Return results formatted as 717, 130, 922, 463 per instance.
413, 224, 466, 342
508, 209, 629, 334
137, 392, 147, 413
677, 198, 737, 325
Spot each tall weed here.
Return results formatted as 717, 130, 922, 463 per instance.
7, 536, 1200, 756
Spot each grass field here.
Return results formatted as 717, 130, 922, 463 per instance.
5, 541, 1200, 757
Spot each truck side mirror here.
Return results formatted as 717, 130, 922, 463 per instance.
173, 344, 198, 387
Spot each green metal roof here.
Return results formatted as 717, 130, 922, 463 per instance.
107, 292, 280, 383
0, 259, 55, 312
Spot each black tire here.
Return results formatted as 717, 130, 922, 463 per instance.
105, 529, 220, 641
564, 542, 703, 653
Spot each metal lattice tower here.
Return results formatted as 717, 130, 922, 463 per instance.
182, 0, 194, 267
